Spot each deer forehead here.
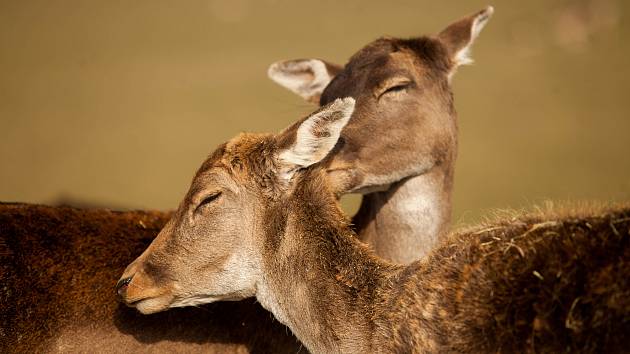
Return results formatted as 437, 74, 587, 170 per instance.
188, 168, 238, 200
355, 38, 446, 71
196, 133, 274, 175
371, 51, 430, 88
387, 50, 427, 73
324, 41, 445, 100
225, 132, 273, 155
187, 133, 281, 197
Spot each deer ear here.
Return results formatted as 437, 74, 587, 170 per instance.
268, 59, 343, 104
437, 6, 494, 72
276, 97, 355, 180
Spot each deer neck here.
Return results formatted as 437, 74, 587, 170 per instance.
353, 162, 454, 264
255, 171, 401, 353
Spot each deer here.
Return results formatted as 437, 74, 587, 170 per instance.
1, 9, 494, 352
118, 98, 630, 353
1, 9, 495, 352
0, 203, 304, 353
267, 6, 494, 263
4, 7, 568, 353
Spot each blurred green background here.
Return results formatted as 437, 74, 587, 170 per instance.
1, 0, 629, 225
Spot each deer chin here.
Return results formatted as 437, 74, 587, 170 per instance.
169, 290, 254, 309
130, 294, 175, 315
170, 294, 223, 308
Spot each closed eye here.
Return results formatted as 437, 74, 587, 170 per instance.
382, 84, 408, 95
377, 80, 412, 99
194, 192, 222, 214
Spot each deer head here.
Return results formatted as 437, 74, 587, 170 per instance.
117, 98, 355, 315
268, 7, 493, 195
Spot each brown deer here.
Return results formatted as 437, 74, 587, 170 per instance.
119, 99, 630, 353
268, 7, 494, 263
1, 9, 495, 352
0, 204, 303, 353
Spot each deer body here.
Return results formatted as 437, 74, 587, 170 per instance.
246, 167, 630, 353
120, 99, 630, 353
256, 173, 630, 352
0, 204, 301, 353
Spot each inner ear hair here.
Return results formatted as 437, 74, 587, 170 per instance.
277, 98, 355, 179
267, 59, 342, 103
438, 6, 494, 68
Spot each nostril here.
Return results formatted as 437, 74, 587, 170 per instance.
116, 276, 133, 297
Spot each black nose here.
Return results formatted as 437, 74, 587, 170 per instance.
116, 276, 133, 297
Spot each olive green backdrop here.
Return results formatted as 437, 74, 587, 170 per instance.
1, 0, 629, 224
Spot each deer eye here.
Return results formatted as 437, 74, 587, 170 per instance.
377, 79, 412, 99
382, 84, 408, 95
194, 192, 222, 214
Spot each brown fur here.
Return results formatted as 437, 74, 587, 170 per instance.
320, 35, 456, 196
388, 204, 630, 353
271, 7, 494, 263
0, 29, 469, 352
0, 14, 482, 351
0, 203, 302, 353
121, 130, 630, 353
276, 35, 459, 264
321, 37, 457, 263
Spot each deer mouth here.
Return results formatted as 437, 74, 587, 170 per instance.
125, 294, 174, 314
119, 286, 174, 314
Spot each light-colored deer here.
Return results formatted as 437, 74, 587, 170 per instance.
3, 9, 496, 353
119, 99, 630, 353
268, 7, 493, 263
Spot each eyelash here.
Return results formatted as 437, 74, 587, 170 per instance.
384, 85, 408, 93
194, 192, 222, 213
379, 83, 410, 98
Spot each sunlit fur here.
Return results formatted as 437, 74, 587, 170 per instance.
3, 9, 500, 351
120, 102, 630, 353
0, 204, 301, 353
278, 98, 355, 179
269, 7, 494, 263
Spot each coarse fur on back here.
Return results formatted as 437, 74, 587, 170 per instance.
406, 203, 630, 353
119, 99, 630, 353
0, 203, 302, 353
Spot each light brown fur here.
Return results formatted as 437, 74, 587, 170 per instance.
0, 204, 302, 353
2, 9, 495, 350
120, 101, 630, 353
269, 7, 494, 263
